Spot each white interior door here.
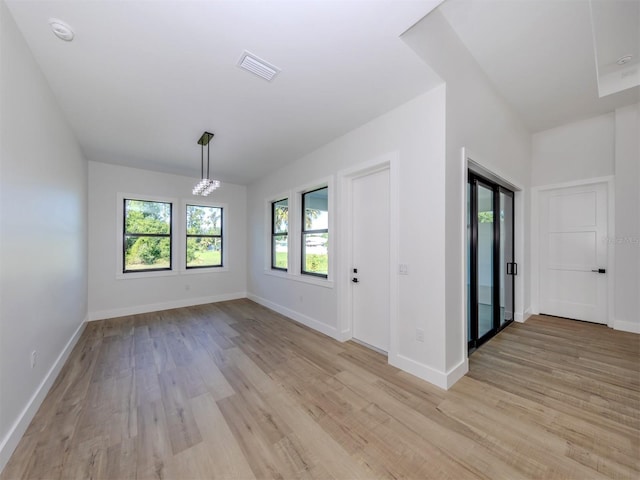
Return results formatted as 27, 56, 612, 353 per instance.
539, 182, 608, 324
352, 168, 390, 352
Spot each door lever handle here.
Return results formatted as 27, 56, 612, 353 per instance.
591, 268, 606, 274
352, 277, 359, 283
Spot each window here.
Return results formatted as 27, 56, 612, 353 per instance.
271, 198, 288, 270
123, 199, 172, 272
301, 187, 328, 277
186, 204, 223, 268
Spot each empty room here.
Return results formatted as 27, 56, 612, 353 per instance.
1, 0, 638, 479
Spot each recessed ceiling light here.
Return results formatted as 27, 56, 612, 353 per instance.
616, 55, 632, 65
48, 18, 74, 41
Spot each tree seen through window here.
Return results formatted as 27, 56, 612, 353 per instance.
124, 199, 172, 272
301, 187, 328, 277
186, 205, 223, 268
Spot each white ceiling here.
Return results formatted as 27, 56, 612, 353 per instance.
5, 0, 444, 184
439, 0, 640, 133
591, 0, 640, 97
6, 0, 638, 185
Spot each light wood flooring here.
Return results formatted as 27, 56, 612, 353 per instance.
2, 300, 639, 479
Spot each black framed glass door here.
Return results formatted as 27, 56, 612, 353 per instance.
468, 171, 515, 352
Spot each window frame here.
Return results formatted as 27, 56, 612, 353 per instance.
185, 203, 224, 270
301, 186, 329, 278
271, 198, 289, 271
122, 197, 173, 274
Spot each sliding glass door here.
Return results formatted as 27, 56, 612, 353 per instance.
476, 182, 495, 339
500, 190, 515, 326
468, 171, 515, 351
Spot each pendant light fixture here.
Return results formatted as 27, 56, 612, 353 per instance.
192, 131, 221, 196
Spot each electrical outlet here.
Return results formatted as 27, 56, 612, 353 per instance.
416, 329, 425, 342
31, 350, 37, 369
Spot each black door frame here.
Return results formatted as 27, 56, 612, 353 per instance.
468, 171, 515, 352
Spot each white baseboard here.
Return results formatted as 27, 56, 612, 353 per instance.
614, 319, 640, 334
247, 295, 469, 390
389, 354, 467, 390
338, 329, 352, 342
515, 308, 532, 323
0, 318, 87, 473
445, 358, 469, 389
88, 292, 247, 321
247, 293, 340, 341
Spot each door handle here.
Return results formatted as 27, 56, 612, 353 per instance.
591, 268, 606, 274
352, 277, 359, 283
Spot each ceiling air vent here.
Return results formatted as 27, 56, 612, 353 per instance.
237, 51, 280, 81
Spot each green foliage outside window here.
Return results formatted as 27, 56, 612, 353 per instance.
478, 211, 505, 223
186, 205, 222, 268
272, 199, 288, 270
124, 200, 171, 271
304, 232, 329, 274
302, 187, 328, 277
478, 211, 493, 223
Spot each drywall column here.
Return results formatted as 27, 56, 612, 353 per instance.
402, 10, 531, 380
613, 104, 640, 332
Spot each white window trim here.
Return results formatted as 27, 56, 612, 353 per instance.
263, 176, 334, 287
263, 267, 335, 288
116, 192, 179, 280
180, 200, 229, 274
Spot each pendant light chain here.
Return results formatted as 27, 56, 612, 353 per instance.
192, 131, 221, 196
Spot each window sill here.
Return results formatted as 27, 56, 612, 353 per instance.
263, 268, 334, 288
116, 266, 229, 279
117, 269, 179, 280
181, 266, 229, 275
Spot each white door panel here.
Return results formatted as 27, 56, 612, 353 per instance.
539, 183, 608, 324
352, 169, 390, 352
547, 231, 597, 267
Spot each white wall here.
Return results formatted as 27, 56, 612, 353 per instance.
0, 1, 88, 469
247, 87, 452, 386
530, 114, 614, 326
403, 10, 532, 371
531, 113, 615, 187
531, 107, 639, 333
88, 162, 247, 319
613, 104, 640, 332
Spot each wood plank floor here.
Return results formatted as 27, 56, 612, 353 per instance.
2, 300, 639, 479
